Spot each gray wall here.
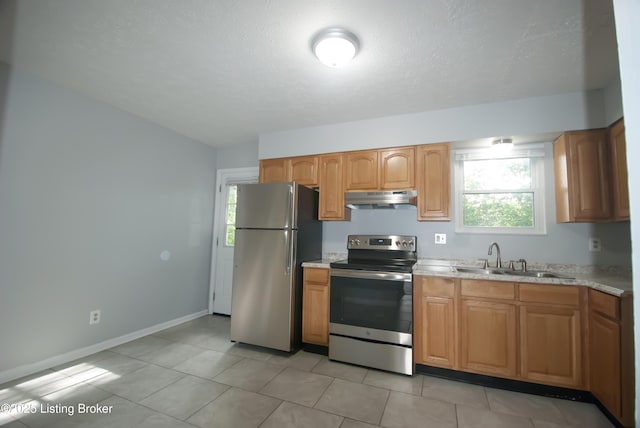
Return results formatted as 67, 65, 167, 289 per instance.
259, 90, 607, 159
260, 89, 630, 267
0, 63, 218, 373
604, 79, 624, 126
323, 142, 631, 266
612, 0, 640, 421
323, 209, 631, 267
216, 141, 259, 169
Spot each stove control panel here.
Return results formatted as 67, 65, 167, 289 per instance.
347, 235, 416, 252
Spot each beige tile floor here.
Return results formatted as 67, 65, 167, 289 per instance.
0, 315, 615, 428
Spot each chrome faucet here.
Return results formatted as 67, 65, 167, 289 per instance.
488, 242, 502, 268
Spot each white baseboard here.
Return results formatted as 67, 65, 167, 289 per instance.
0, 310, 208, 385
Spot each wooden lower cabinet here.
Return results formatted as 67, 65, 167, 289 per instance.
414, 276, 456, 369
590, 310, 621, 415
413, 277, 635, 427
589, 289, 634, 427
520, 304, 582, 388
460, 299, 517, 377
302, 267, 330, 346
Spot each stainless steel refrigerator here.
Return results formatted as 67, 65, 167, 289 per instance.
230, 182, 322, 352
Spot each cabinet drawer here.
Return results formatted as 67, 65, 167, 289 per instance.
589, 289, 620, 320
304, 268, 329, 284
519, 284, 580, 306
461, 280, 515, 300
420, 276, 455, 297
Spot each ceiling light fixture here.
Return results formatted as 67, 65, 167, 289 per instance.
312, 28, 359, 68
491, 137, 514, 151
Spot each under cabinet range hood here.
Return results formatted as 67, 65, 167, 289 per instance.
345, 190, 418, 209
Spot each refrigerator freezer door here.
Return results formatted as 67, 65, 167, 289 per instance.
230, 228, 296, 351
235, 182, 295, 229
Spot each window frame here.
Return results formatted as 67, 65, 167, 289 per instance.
453, 145, 547, 235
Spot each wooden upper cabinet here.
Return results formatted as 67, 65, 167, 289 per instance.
344, 147, 415, 191
259, 158, 288, 183
416, 143, 450, 221
379, 147, 415, 189
319, 153, 351, 221
260, 156, 319, 186
344, 150, 378, 190
609, 119, 629, 221
554, 130, 611, 222
289, 155, 319, 186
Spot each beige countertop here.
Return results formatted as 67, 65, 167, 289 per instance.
302, 260, 333, 269
302, 258, 633, 297
413, 263, 632, 297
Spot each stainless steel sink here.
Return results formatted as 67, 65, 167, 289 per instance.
509, 270, 574, 279
454, 267, 574, 280
455, 267, 508, 275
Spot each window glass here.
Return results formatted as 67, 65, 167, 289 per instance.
463, 193, 534, 228
225, 185, 237, 246
455, 148, 546, 235
463, 158, 531, 190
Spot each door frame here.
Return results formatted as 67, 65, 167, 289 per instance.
208, 167, 259, 314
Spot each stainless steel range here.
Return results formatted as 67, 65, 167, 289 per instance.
329, 234, 416, 375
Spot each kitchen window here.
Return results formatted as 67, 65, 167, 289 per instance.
454, 145, 546, 234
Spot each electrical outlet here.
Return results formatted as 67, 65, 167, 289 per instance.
589, 238, 601, 252
434, 233, 447, 245
89, 309, 101, 325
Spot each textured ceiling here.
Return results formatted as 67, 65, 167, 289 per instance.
0, 0, 619, 147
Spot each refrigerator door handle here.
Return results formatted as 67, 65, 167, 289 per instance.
286, 184, 293, 228
284, 229, 291, 275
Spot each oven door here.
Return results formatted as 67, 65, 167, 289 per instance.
329, 269, 412, 346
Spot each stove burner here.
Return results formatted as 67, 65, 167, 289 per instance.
331, 234, 417, 273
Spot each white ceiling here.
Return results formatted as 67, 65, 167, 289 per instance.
0, 0, 619, 148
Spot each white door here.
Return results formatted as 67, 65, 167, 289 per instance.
209, 167, 258, 315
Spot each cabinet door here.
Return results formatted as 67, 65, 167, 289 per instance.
609, 119, 629, 221
259, 158, 288, 183
302, 268, 329, 346
319, 154, 350, 220
567, 130, 611, 221
379, 147, 414, 189
520, 305, 582, 388
590, 311, 621, 418
290, 155, 319, 187
416, 143, 450, 221
344, 150, 378, 190
302, 281, 329, 346
460, 299, 517, 377
414, 277, 456, 369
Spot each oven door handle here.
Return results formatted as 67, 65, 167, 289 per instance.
330, 269, 412, 282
